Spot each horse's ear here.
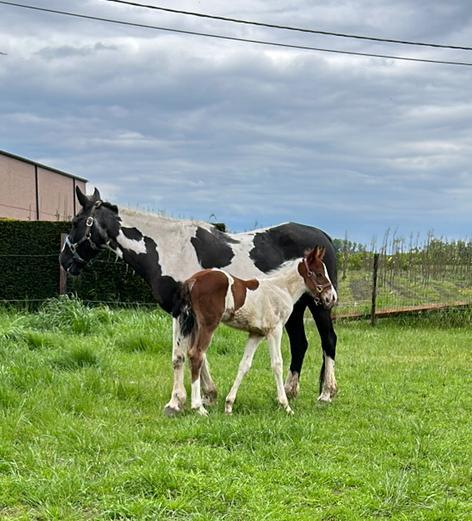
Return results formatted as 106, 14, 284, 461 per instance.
76, 185, 90, 208
91, 187, 101, 202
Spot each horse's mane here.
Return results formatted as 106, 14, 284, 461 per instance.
118, 207, 215, 233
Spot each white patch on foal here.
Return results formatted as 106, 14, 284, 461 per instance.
323, 262, 338, 305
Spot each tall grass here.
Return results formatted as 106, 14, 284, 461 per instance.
0, 300, 470, 520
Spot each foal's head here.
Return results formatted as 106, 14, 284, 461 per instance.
59, 186, 119, 276
299, 247, 337, 309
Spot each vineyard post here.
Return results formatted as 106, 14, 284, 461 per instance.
59, 233, 67, 295
371, 253, 380, 326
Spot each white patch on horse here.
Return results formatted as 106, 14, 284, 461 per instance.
224, 231, 263, 278
318, 356, 336, 402
120, 209, 203, 279
116, 229, 147, 254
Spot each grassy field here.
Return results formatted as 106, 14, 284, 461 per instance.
0, 298, 471, 520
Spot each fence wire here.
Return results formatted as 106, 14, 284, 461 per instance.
1, 251, 471, 317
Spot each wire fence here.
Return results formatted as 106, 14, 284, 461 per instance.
1, 246, 471, 318
335, 251, 472, 320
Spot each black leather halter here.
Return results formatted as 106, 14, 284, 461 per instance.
63, 201, 110, 265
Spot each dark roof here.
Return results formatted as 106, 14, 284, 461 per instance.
0, 149, 88, 182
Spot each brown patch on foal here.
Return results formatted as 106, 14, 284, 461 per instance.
185, 270, 229, 381
231, 277, 260, 312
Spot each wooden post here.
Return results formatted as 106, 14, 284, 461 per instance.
59, 233, 67, 295
371, 253, 380, 326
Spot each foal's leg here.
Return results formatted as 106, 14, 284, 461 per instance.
268, 325, 293, 414
200, 355, 218, 406
164, 317, 189, 416
307, 301, 337, 402
225, 334, 263, 415
284, 296, 309, 398
188, 326, 216, 416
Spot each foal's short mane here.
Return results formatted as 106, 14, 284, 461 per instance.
264, 258, 300, 277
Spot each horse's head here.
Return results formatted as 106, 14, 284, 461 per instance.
59, 186, 119, 276
300, 246, 338, 309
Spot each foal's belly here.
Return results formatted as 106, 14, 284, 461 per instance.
222, 306, 281, 337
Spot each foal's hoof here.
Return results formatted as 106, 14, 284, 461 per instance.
284, 371, 300, 399
193, 405, 209, 417
285, 405, 294, 415
224, 400, 234, 415
163, 404, 182, 417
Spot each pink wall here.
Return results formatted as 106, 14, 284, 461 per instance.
0, 154, 37, 220
0, 153, 86, 221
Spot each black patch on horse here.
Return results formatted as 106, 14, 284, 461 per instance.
191, 227, 236, 268
119, 228, 183, 314
250, 223, 337, 284
121, 227, 144, 242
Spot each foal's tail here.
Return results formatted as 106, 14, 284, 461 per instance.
173, 281, 197, 339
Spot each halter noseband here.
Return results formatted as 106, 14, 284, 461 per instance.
303, 257, 332, 299
64, 201, 110, 265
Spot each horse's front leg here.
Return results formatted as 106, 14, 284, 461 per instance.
225, 334, 263, 414
268, 326, 293, 415
284, 297, 309, 398
164, 318, 188, 416
308, 303, 337, 402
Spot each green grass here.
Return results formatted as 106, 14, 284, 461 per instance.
0, 298, 471, 520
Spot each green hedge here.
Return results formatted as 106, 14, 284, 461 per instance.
0, 220, 154, 305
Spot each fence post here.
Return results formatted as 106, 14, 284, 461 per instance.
59, 233, 67, 295
371, 253, 380, 326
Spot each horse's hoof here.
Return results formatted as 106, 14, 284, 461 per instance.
164, 404, 182, 417
202, 388, 218, 406
317, 393, 332, 403
284, 371, 300, 399
285, 406, 294, 415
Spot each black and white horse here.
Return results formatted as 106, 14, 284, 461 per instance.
59, 187, 338, 405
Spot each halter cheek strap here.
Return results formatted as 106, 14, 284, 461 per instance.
303, 258, 332, 295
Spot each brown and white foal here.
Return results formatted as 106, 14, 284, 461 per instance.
164, 246, 337, 416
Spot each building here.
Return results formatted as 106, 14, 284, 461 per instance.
0, 150, 87, 221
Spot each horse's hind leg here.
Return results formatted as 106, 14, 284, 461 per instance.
164, 318, 189, 416
200, 355, 217, 406
268, 326, 293, 414
225, 334, 263, 414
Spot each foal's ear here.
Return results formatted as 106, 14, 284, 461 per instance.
76, 185, 90, 208
315, 246, 326, 261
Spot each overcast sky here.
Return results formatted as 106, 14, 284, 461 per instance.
1, 0, 471, 243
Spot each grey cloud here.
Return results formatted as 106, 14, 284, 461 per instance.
0, 0, 471, 241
